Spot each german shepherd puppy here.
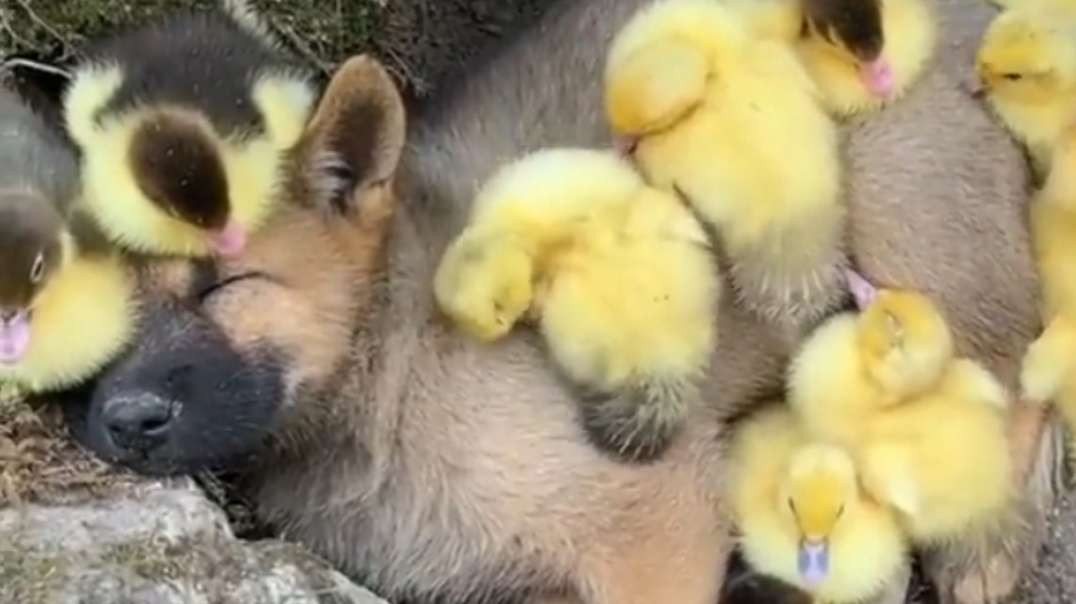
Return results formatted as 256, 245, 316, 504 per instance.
62, 0, 1052, 602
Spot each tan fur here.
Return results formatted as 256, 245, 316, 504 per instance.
88, 0, 1054, 601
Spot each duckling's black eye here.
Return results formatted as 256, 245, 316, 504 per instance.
29, 253, 45, 284
836, 504, 846, 518
788, 498, 797, 513
1002, 73, 1024, 81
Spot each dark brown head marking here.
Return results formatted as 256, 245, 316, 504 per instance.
803, 0, 885, 62
128, 111, 231, 231
0, 191, 67, 312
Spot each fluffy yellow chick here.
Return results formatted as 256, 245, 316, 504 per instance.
1022, 126, 1076, 434
605, 0, 845, 333
857, 358, 1013, 543
727, 0, 937, 118
976, 3, 1076, 179
731, 407, 909, 603
0, 88, 138, 394
64, 8, 315, 259
788, 288, 954, 442
0, 240, 138, 394
434, 147, 719, 462
790, 289, 1014, 544
796, 0, 937, 118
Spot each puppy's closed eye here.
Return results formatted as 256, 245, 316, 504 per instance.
198, 271, 273, 303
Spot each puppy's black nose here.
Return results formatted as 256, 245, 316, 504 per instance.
102, 393, 175, 454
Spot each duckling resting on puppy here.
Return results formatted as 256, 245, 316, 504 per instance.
731, 406, 910, 603
726, 0, 937, 118
605, 0, 845, 338
434, 147, 719, 462
788, 287, 1013, 544
0, 86, 137, 393
62, 6, 316, 258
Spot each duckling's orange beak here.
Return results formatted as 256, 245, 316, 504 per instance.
798, 538, 830, 587
861, 57, 895, 98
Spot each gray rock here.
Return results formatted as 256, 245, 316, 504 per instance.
0, 478, 387, 604
7, 464, 1076, 604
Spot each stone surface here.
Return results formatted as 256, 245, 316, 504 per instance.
0, 478, 388, 604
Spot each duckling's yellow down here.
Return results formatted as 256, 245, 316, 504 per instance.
796, 0, 937, 117
0, 252, 137, 393
723, 0, 937, 118
976, 5, 1076, 178
731, 407, 909, 603
790, 289, 1013, 544
64, 64, 313, 257
604, 0, 844, 329
1022, 127, 1076, 437
434, 147, 720, 460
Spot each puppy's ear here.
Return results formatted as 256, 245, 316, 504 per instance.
295, 54, 406, 216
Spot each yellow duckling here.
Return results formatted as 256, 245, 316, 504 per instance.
790, 289, 1014, 544
605, 0, 845, 333
796, 0, 937, 118
731, 406, 909, 603
434, 147, 719, 462
727, 0, 937, 118
976, 3, 1076, 179
0, 88, 137, 393
1022, 125, 1076, 435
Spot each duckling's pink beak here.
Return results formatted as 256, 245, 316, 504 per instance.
845, 267, 878, 310
210, 219, 247, 258
798, 539, 830, 587
0, 310, 31, 365
861, 57, 895, 98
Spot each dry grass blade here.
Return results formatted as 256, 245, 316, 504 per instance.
0, 388, 137, 507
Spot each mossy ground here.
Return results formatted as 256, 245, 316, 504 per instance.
0, 0, 547, 98
0, 386, 138, 506
0, 542, 64, 604
0, 1, 373, 62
